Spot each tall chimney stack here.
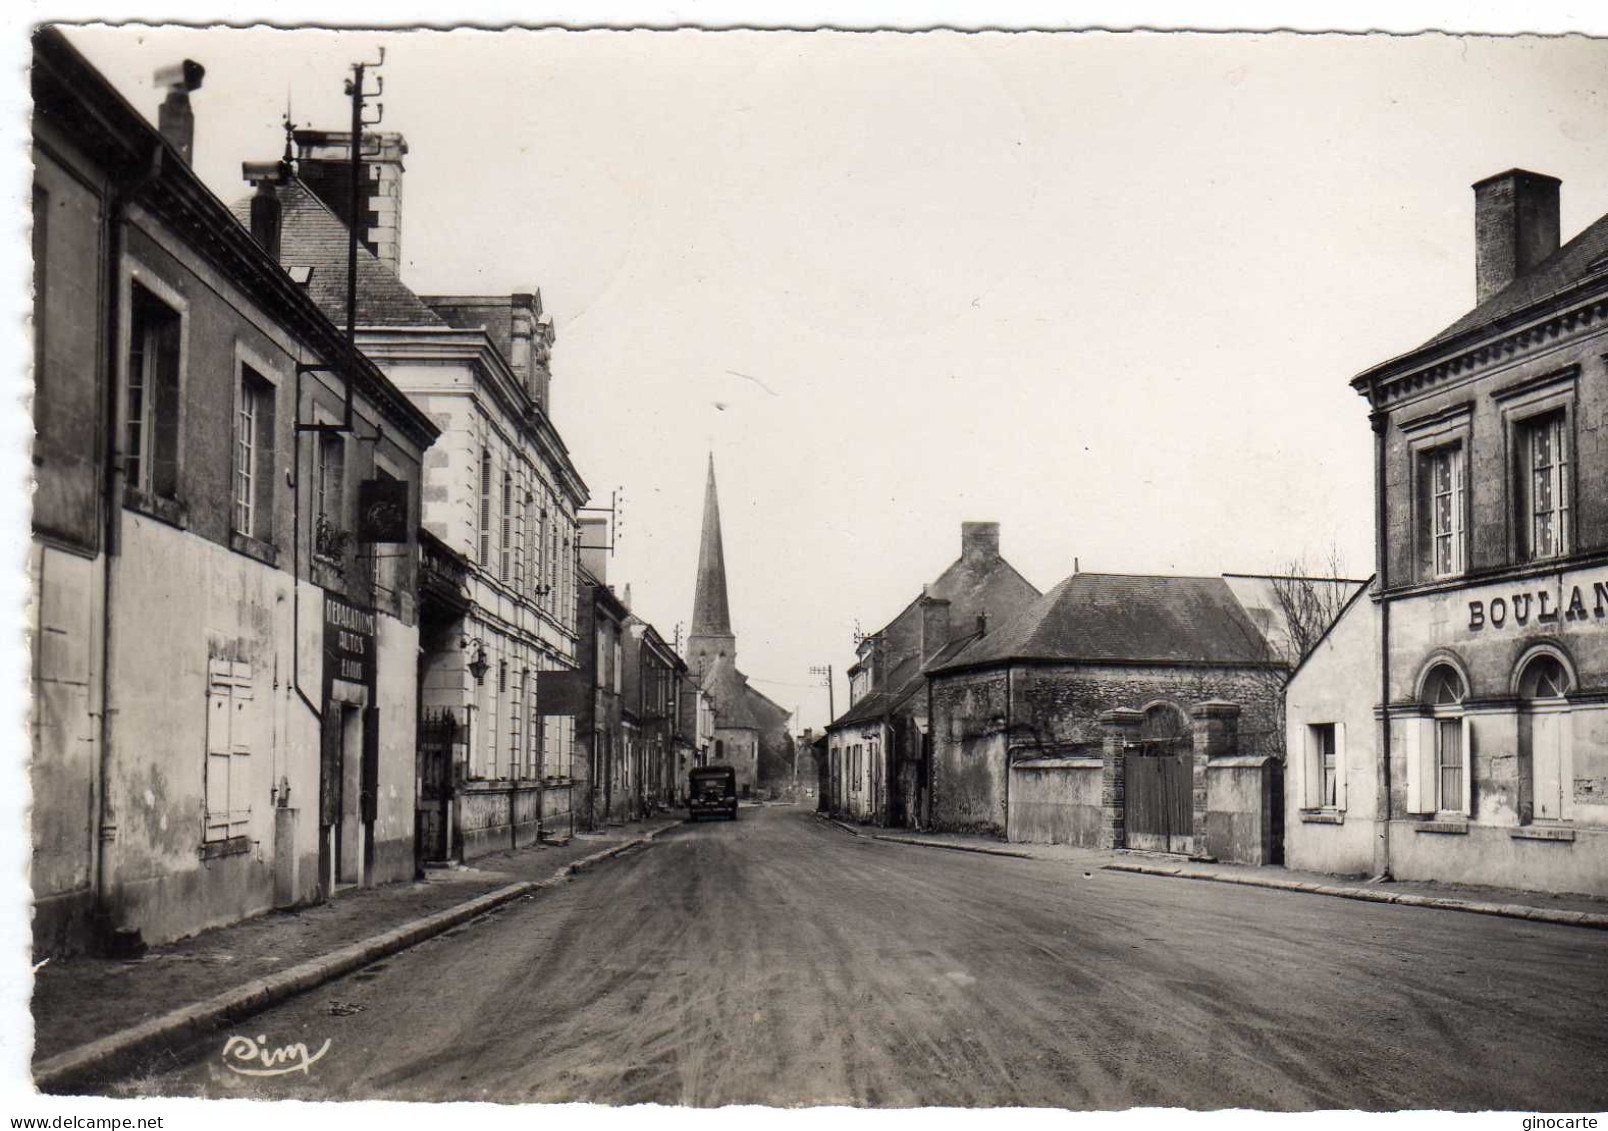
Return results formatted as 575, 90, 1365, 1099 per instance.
154, 60, 205, 165
1473, 169, 1561, 304
961, 521, 1000, 563
919, 596, 952, 663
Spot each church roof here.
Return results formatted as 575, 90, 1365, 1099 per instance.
690, 454, 733, 639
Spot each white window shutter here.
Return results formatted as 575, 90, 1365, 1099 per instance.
1404, 718, 1423, 815
1559, 718, 1575, 821
1459, 715, 1474, 817
206, 685, 232, 841
1335, 722, 1348, 812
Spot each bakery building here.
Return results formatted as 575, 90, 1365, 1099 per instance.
1287, 168, 1608, 896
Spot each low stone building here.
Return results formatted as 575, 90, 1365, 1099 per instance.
1288, 167, 1608, 897
826, 522, 1040, 827
926, 571, 1325, 858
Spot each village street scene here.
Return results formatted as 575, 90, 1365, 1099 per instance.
20, 20, 1608, 1116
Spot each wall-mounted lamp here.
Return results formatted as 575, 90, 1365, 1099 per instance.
462, 636, 490, 685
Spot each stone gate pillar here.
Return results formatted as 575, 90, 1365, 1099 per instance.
1098, 708, 1143, 850
1189, 700, 1240, 859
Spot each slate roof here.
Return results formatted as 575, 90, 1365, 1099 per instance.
230, 179, 449, 329
933, 572, 1278, 673
1425, 210, 1608, 347
421, 296, 517, 361
829, 631, 981, 730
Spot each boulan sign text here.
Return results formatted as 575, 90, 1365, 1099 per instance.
1468, 577, 1608, 631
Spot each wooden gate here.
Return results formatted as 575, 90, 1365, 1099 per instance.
416, 708, 458, 864
1124, 745, 1193, 853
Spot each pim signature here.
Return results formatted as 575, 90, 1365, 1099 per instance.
222, 1033, 332, 1077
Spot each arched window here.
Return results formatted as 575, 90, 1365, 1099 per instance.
1407, 661, 1470, 816
715, 738, 725, 763
1518, 651, 1574, 823
1421, 663, 1466, 706
1518, 654, 1571, 700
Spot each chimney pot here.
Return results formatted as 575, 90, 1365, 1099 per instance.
155, 60, 204, 165
1473, 169, 1561, 304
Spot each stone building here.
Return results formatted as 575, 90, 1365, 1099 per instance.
563, 549, 629, 830
239, 130, 588, 860
825, 521, 1040, 827
621, 615, 685, 814
926, 571, 1318, 853
29, 31, 439, 953
685, 455, 792, 797
1287, 168, 1608, 897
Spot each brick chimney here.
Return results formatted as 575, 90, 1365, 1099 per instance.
961, 521, 1000, 563
293, 129, 408, 276
919, 596, 951, 663
154, 60, 205, 165
1473, 169, 1561, 304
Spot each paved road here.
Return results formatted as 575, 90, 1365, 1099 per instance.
115, 806, 1608, 1109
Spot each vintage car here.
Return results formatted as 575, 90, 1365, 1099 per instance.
688, 765, 738, 821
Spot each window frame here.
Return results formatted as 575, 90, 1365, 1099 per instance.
118, 259, 189, 503
232, 343, 282, 546
1516, 409, 1572, 563
1494, 368, 1577, 567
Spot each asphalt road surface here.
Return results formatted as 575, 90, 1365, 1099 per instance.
116, 806, 1608, 1109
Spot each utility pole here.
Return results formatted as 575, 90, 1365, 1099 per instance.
809, 664, 834, 726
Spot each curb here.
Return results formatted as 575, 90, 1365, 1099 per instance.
34, 824, 676, 1094
871, 834, 1035, 860
1103, 862, 1608, 930
815, 814, 861, 838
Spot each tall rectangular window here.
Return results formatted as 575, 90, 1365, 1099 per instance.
500, 470, 513, 583
126, 282, 182, 497
1423, 444, 1465, 579
1521, 412, 1569, 561
316, 434, 343, 522
234, 366, 275, 539
478, 448, 494, 566
1311, 723, 1337, 807
1436, 717, 1463, 812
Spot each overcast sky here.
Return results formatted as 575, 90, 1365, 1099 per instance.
63, 26, 1608, 729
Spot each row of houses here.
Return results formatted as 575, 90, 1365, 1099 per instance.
27, 30, 718, 957
827, 169, 1608, 899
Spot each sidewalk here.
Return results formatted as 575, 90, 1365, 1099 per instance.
32, 815, 682, 1069
823, 815, 1608, 927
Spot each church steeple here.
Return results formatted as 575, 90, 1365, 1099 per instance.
688, 453, 736, 676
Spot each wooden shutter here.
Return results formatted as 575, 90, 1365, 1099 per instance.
1558, 716, 1575, 821
1404, 717, 1429, 815
206, 664, 232, 842
206, 659, 253, 840
1459, 715, 1474, 817
1334, 722, 1348, 812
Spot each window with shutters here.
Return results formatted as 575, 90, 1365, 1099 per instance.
1406, 662, 1471, 817
1304, 723, 1344, 810
205, 659, 254, 842
124, 279, 184, 500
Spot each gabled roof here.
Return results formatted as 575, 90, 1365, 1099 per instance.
700, 654, 762, 730
230, 179, 449, 329
933, 572, 1279, 673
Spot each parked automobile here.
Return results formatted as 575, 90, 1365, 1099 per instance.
688, 765, 738, 821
